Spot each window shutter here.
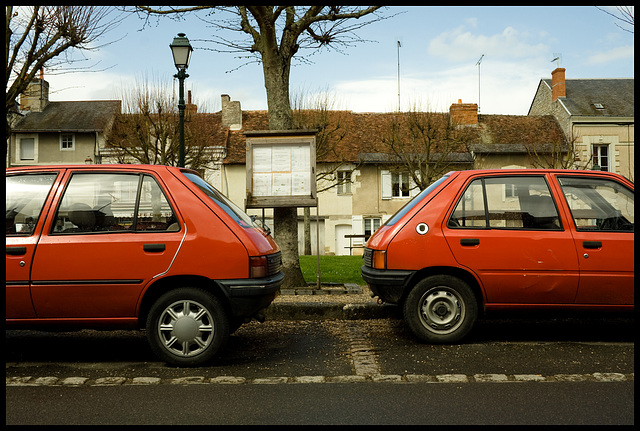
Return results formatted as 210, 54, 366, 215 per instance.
351, 215, 364, 245
410, 171, 421, 197
381, 170, 391, 199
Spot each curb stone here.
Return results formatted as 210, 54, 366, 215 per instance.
6, 373, 634, 387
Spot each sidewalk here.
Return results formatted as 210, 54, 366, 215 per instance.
264, 284, 401, 320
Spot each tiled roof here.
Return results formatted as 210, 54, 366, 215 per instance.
14, 101, 122, 132
103, 106, 569, 164
542, 78, 634, 117
223, 110, 568, 163
471, 114, 568, 153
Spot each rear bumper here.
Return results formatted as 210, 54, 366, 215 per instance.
217, 271, 285, 317
360, 265, 415, 304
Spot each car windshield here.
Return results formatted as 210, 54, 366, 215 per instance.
182, 172, 256, 229
384, 174, 451, 226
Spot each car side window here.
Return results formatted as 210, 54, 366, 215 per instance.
448, 178, 486, 228
136, 175, 180, 232
6, 173, 58, 236
558, 176, 634, 232
448, 176, 561, 230
53, 173, 179, 234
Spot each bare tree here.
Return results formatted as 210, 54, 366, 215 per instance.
5, 6, 120, 141
105, 74, 222, 171
292, 88, 354, 193
596, 6, 634, 33
524, 135, 585, 170
381, 106, 477, 190
129, 6, 392, 287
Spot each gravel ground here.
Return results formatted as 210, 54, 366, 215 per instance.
273, 285, 378, 304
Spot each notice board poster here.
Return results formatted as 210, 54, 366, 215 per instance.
245, 130, 317, 208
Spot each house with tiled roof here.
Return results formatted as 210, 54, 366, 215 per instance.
8, 78, 121, 167
528, 68, 634, 181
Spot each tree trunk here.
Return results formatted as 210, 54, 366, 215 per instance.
262, 49, 306, 288
262, 48, 293, 130
274, 207, 306, 287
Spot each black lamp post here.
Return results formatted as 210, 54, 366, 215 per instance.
169, 33, 193, 168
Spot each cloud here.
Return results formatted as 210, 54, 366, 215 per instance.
586, 45, 634, 65
427, 25, 548, 63
331, 57, 548, 116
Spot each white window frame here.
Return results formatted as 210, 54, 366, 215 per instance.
60, 133, 75, 151
337, 170, 352, 195
364, 217, 381, 239
592, 144, 609, 172
16, 133, 38, 163
381, 170, 415, 199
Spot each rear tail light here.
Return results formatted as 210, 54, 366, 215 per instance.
249, 256, 268, 278
249, 252, 282, 278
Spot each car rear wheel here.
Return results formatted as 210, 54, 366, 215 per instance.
404, 275, 477, 343
146, 287, 229, 366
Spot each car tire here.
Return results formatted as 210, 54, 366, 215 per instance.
403, 275, 477, 344
146, 287, 229, 367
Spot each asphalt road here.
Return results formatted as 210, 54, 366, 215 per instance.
6, 381, 634, 425
6, 314, 635, 425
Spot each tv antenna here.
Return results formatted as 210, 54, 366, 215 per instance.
397, 40, 402, 112
551, 53, 562, 68
476, 54, 484, 113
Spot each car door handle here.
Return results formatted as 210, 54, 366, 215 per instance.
582, 241, 602, 249
6, 246, 27, 256
460, 238, 480, 246
143, 243, 166, 252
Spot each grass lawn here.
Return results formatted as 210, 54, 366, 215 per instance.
299, 255, 365, 285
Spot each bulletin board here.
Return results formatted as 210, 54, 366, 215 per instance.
245, 130, 318, 208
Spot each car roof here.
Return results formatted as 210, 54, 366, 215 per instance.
6, 164, 192, 174
449, 168, 630, 180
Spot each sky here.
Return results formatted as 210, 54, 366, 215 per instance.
36, 6, 634, 116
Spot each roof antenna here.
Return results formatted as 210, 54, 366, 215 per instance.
475, 54, 484, 114
397, 40, 402, 112
551, 53, 562, 68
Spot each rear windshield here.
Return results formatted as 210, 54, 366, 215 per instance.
384, 174, 451, 226
182, 172, 255, 228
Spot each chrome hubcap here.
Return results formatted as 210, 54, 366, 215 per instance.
418, 288, 464, 334
157, 300, 214, 357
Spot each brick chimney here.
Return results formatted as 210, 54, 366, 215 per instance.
551, 67, 566, 101
221, 94, 242, 130
449, 99, 478, 127
186, 90, 197, 115
20, 76, 50, 112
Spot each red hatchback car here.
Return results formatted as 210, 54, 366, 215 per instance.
6, 164, 284, 366
361, 169, 634, 343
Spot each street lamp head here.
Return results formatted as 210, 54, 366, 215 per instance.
170, 33, 193, 70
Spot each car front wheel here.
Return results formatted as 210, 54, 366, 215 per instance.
146, 287, 229, 366
403, 275, 478, 343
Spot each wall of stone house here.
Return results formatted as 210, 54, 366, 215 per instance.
352, 164, 414, 218
528, 83, 553, 116
472, 153, 529, 170
12, 132, 96, 166
572, 123, 635, 180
